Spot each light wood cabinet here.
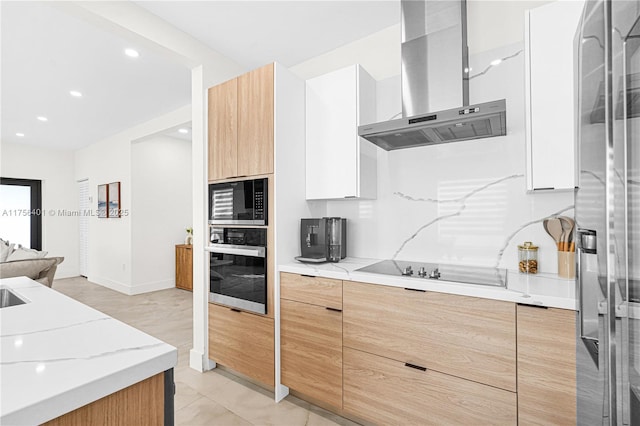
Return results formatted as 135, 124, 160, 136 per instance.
343, 347, 517, 425
281, 299, 342, 409
237, 64, 274, 177
517, 304, 576, 425
343, 281, 517, 391
208, 303, 274, 386
44, 372, 166, 425
208, 63, 274, 180
305, 64, 377, 199
525, 1, 584, 191
280, 272, 342, 310
280, 273, 343, 409
208, 78, 238, 180
175, 244, 192, 291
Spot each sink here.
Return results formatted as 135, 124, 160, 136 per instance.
0, 288, 28, 308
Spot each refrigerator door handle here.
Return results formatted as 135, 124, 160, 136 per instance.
577, 228, 601, 365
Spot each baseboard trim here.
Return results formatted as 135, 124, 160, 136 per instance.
189, 349, 215, 372
129, 279, 174, 295
89, 275, 132, 295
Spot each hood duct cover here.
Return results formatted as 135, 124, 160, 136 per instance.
359, 0, 507, 150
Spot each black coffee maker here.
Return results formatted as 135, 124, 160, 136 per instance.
295, 218, 347, 263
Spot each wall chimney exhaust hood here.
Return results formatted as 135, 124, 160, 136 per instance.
358, 0, 507, 150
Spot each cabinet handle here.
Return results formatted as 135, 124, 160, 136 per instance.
404, 362, 427, 371
230, 308, 242, 313
404, 288, 426, 292
325, 307, 342, 313
404, 363, 427, 372
517, 303, 548, 309
301, 274, 316, 278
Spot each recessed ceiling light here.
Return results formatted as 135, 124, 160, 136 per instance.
178, 128, 189, 134
70, 90, 83, 97
490, 59, 502, 66
124, 48, 139, 58
16, 132, 25, 137
37, 116, 48, 122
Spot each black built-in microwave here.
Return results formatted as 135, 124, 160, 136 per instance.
208, 178, 267, 226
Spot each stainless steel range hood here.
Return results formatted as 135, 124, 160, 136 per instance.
358, 0, 507, 150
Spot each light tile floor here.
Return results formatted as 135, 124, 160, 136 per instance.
53, 277, 359, 426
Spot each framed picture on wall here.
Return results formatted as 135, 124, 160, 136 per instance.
97, 184, 108, 218
108, 182, 121, 218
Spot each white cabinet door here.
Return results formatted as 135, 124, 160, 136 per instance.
305, 65, 376, 200
525, 0, 585, 191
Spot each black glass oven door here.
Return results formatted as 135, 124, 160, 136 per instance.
209, 246, 266, 315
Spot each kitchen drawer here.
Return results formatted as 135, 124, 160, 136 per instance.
343, 347, 517, 425
517, 305, 576, 425
208, 303, 274, 386
281, 299, 342, 409
280, 272, 342, 309
343, 281, 516, 391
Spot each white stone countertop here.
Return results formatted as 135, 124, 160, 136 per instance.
0, 277, 177, 425
279, 257, 577, 310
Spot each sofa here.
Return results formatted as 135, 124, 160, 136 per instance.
0, 257, 65, 287
0, 239, 64, 287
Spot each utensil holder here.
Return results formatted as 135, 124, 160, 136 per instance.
558, 251, 575, 279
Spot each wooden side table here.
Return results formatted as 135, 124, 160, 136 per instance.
175, 244, 192, 291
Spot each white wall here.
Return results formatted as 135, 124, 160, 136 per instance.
131, 134, 192, 293
74, 105, 191, 294
290, 1, 574, 275
467, 0, 554, 54
290, 0, 554, 81
0, 142, 80, 278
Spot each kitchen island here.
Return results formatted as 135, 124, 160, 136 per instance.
0, 276, 177, 425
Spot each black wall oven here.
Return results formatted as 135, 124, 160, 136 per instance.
207, 227, 267, 315
208, 178, 267, 226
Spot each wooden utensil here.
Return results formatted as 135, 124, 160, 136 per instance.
559, 216, 576, 252
558, 217, 571, 251
543, 217, 564, 251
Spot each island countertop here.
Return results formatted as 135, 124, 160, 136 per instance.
0, 277, 177, 425
279, 257, 576, 310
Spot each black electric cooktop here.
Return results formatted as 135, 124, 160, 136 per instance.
356, 259, 508, 287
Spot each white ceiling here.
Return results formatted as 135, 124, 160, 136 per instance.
0, 1, 192, 151
1, 1, 399, 152
136, 1, 400, 70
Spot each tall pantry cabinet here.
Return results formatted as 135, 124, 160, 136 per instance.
206, 63, 308, 392
208, 64, 274, 180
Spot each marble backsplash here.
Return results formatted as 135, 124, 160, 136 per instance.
320, 41, 575, 275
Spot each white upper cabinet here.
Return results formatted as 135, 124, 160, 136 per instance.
305, 65, 377, 200
525, 0, 584, 191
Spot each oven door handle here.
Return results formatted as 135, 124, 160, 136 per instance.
206, 244, 266, 258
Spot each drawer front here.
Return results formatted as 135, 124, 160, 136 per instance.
343, 348, 517, 425
208, 303, 274, 386
281, 299, 342, 409
280, 272, 342, 309
343, 281, 516, 391
420, 290, 516, 391
343, 281, 426, 365
517, 305, 576, 425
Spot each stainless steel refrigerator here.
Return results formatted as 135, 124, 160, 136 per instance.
575, 0, 640, 424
